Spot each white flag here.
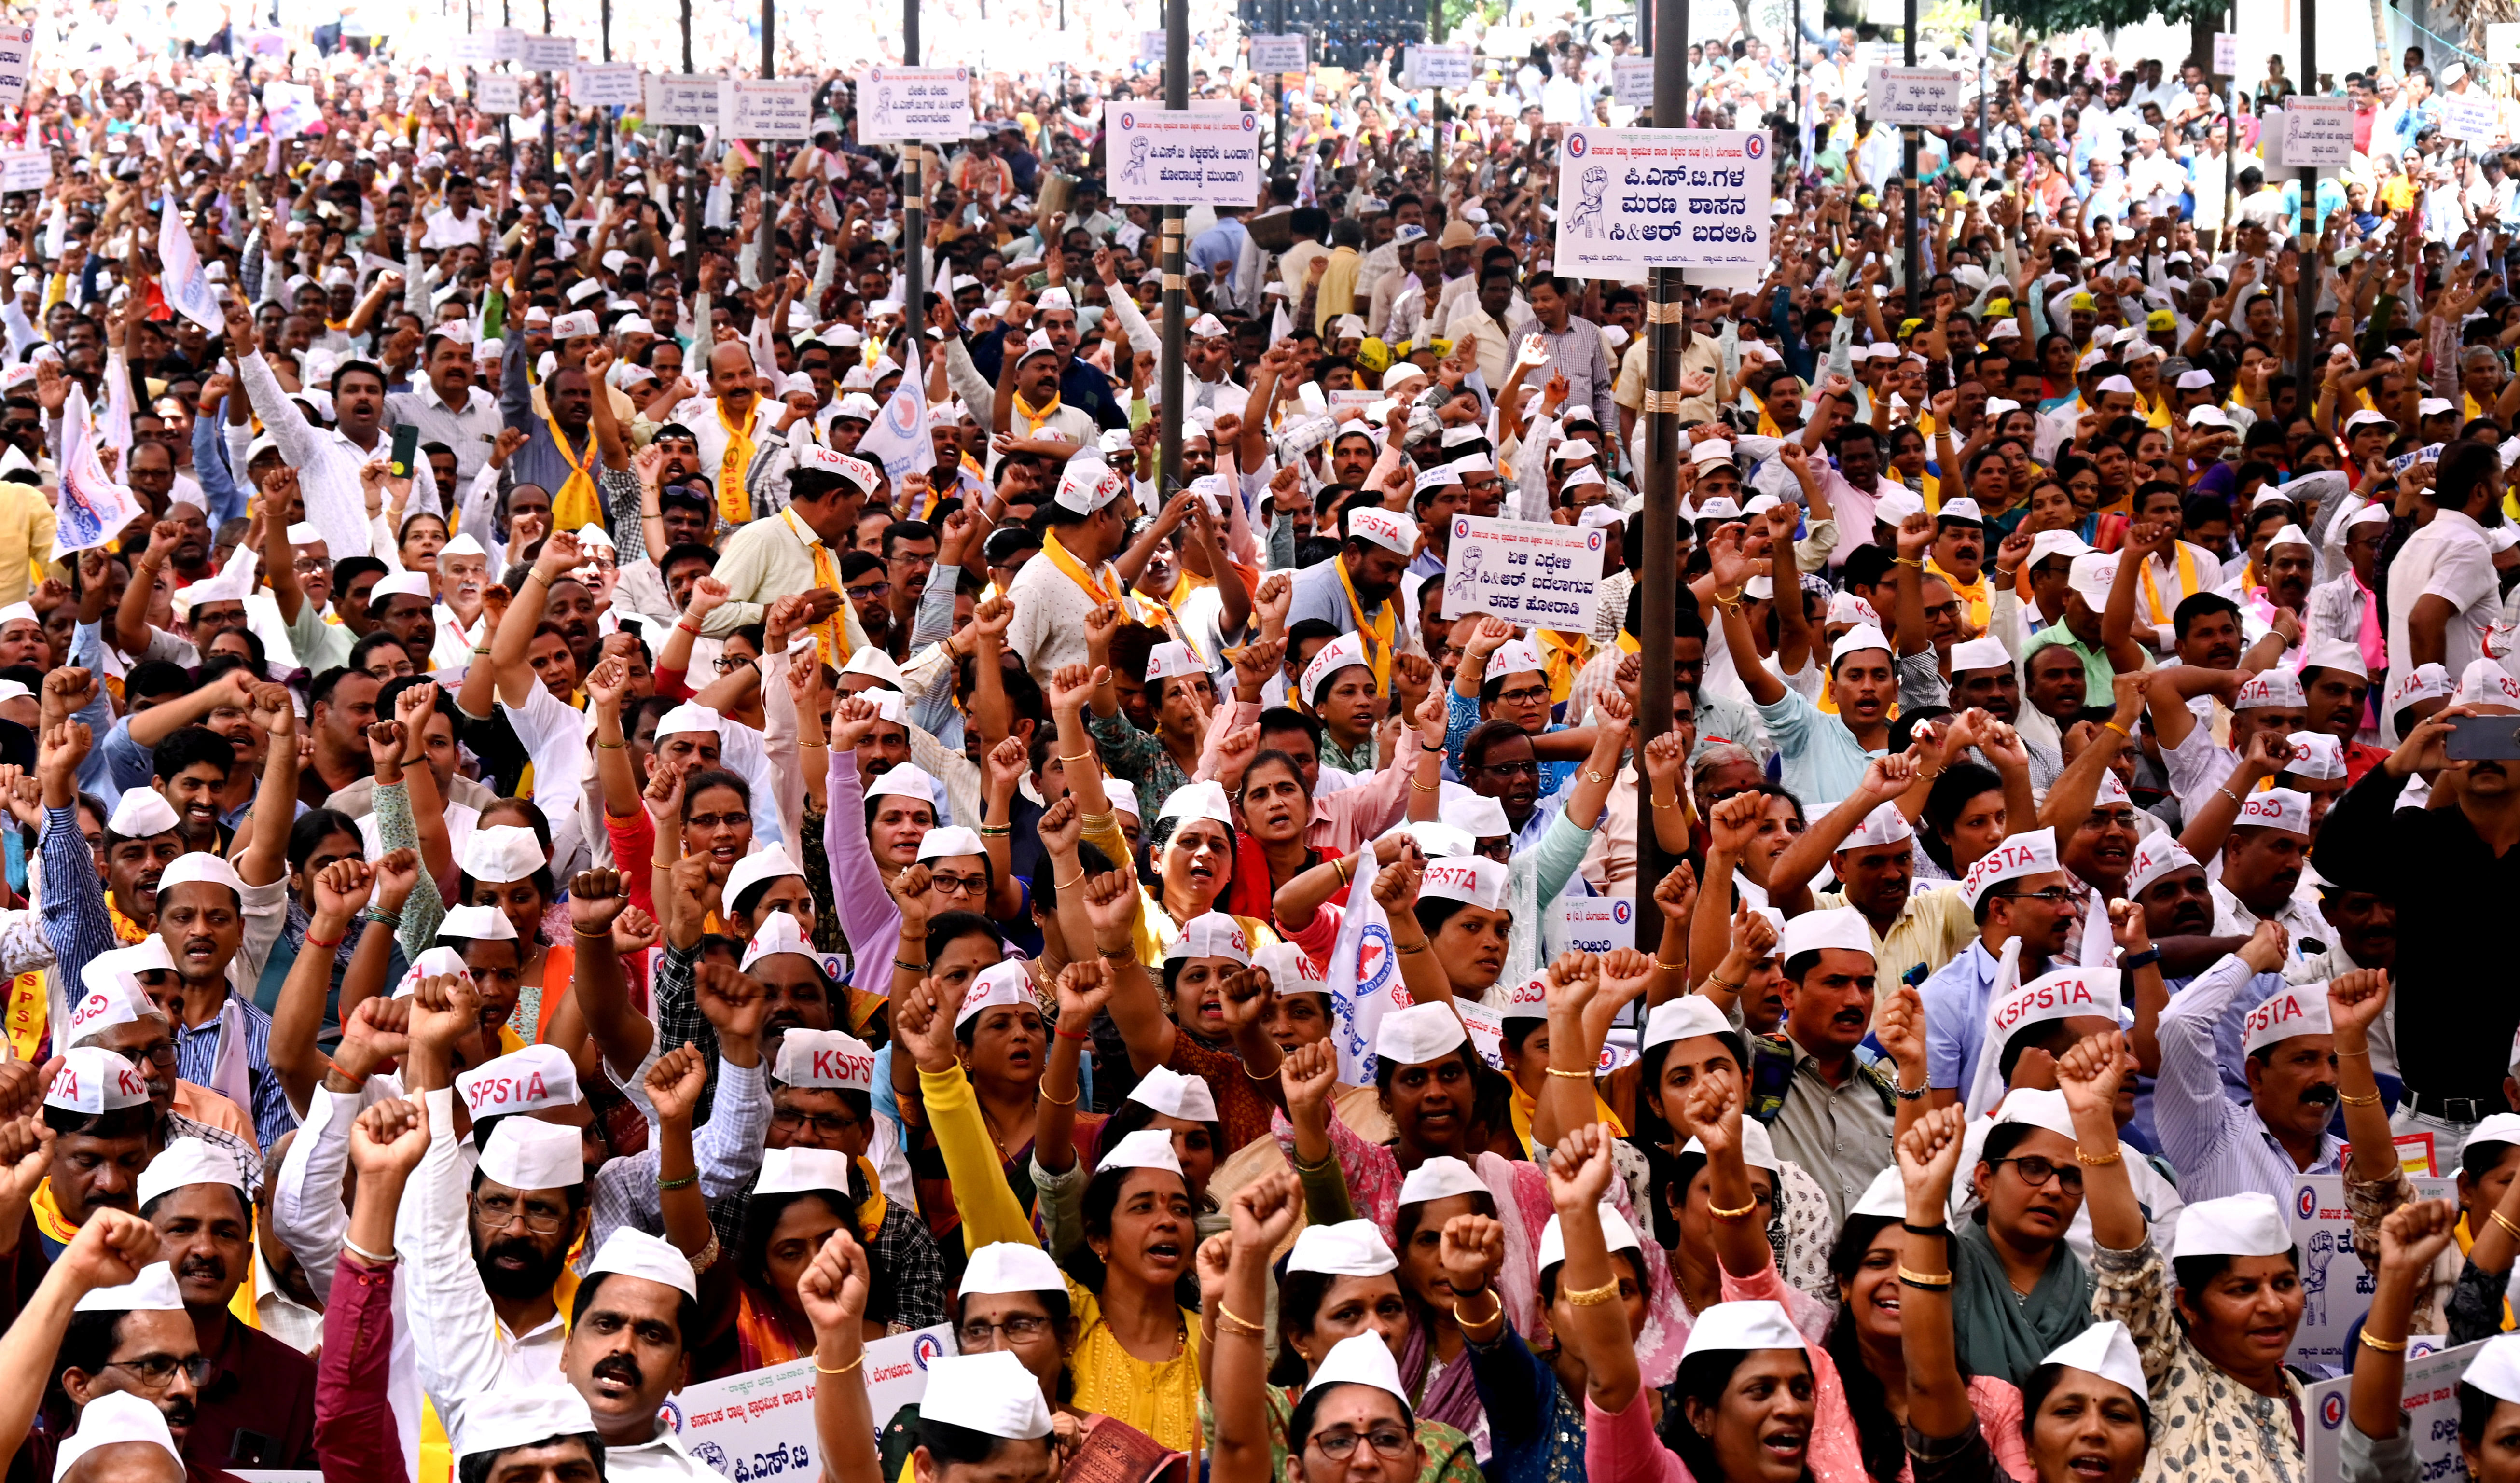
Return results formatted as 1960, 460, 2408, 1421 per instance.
207, 997, 254, 1117
1325, 847, 1403, 1083
158, 189, 223, 333
51, 384, 144, 562
855, 338, 931, 488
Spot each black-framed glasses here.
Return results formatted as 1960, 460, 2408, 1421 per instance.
1495, 685, 1550, 707
1993, 1155, 2085, 1193
1996, 887, 2081, 906
769, 1109, 858, 1139
116, 1041, 177, 1068
1475, 758, 1539, 778
106, 1353, 213, 1389
928, 872, 989, 898
1309, 1426, 1414, 1461
687, 810, 751, 832
846, 582, 891, 600
956, 1314, 1054, 1345
472, 1191, 568, 1234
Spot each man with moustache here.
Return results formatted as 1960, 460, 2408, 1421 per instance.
2208, 788, 2328, 959
430, 532, 494, 668
1754, 907, 1905, 1227
131, 1141, 316, 1469
1923, 827, 2087, 1107
2154, 923, 2360, 1205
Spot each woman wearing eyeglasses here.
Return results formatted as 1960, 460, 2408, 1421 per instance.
1211, 1172, 1477, 1483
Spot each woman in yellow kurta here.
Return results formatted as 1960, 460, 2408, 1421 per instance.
893, 959, 1206, 1454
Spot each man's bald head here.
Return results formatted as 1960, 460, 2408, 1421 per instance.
707, 341, 759, 404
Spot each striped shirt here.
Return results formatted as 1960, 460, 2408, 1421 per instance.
172, 993, 297, 1155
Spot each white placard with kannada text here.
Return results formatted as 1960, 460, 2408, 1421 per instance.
0, 27, 34, 108
1551, 127, 1772, 276
2493, 23, 2520, 63
1407, 43, 1475, 88
857, 67, 972, 142
724, 78, 817, 140
647, 73, 725, 127
487, 26, 526, 61
451, 30, 494, 63
662, 1325, 952, 1469
1441, 514, 1607, 628
521, 33, 576, 69
2305, 1337, 2483, 1481
474, 73, 522, 115
1108, 107, 1263, 207
1547, 897, 1637, 958
2280, 95, 2354, 168
572, 63, 642, 107
1251, 34, 1308, 72
0, 149, 49, 193
2213, 32, 2240, 73
2443, 91, 2500, 144
2288, 1174, 2453, 1376
1613, 55, 1655, 107
1140, 30, 1165, 64
1868, 67, 1962, 127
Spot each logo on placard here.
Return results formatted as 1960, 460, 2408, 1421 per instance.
2297, 1184, 2318, 1220
1585, 531, 1605, 552
1612, 900, 1633, 925
1744, 134, 1766, 159
2318, 1392, 2346, 1430
912, 1331, 947, 1368
1120, 111, 1135, 129
1566, 132, 1588, 156
657, 1399, 685, 1434
1242, 113, 1258, 131
2413, 1339, 2439, 1356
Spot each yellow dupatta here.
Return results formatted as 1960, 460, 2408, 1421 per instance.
1011, 389, 1066, 436
2138, 543, 2201, 627
715, 400, 758, 525
1040, 528, 1130, 608
1334, 558, 1396, 693
544, 416, 602, 531
779, 510, 855, 670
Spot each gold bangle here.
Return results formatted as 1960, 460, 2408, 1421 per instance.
1332, 855, 1351, 886
1561, 1276, 1623, 1307
594, 738, 627, 749
814, 1352, 866, 1376
1054, 872, 1083, 890
1650, 794, 1677, 809
2104, 721, 2131, 737
2491, 1209, 2520, 1242
1038, 1086, 1079, 1108
2337, 1087, 2381, 1107
1714, 586, 1744, 605
1056, 751, 1094, 765
1213, 1302, 1266, 1337
1653, 960, 1689, 974
1706, 1197, 1759, 1221
1411, 779, 1440, 792
1545, 1066, 1593, 1079
1451, 1289, 1503, 1329
2359, 1331, 2409, 1354
1891, 556, 1923, 568
2073, 1145, 2123, 1166
1897, 1265, 1955, 1289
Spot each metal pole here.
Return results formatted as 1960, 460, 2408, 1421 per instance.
756, 0, 775, 285
601, 0, 614, 179
501, 0, 513, 174
1157, 0, 1187, 504
1428, 0, 1443, 188
681, 0, 698, 292
1975, 21, 1986, 154
2223, 5, 2236, 255
903, 0, 923, 336
2296, 2, 2316, 386
1636, 0, 1685, 957
541, 0, 554, 187
1272, 0, 1286, 176
1901, 0, 1918, 318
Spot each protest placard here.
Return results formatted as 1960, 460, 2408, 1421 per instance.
2288, 1174, 2453, 1375
1547, 898, 1637, 958
1613, 55, 1654, 107
2281, 96, 2354, 167
647, 73, 725, 127
522, 33, 576, 69
2305, 1337, 2483, 1480
1250, 34, 1307, 72
1551, 128, 1772, 274
0, 148, 49, 193
858, 67, 973, 142
1108, 108, 1262, 207
1440, 514, 1606, 629
1867, 68, 1962, 126
474, 74, 522, 115
0, 27, 34, 107
662, 1324, 953, 1471
572, 63, 642, 107
725, 79, 817, 139
2443, 91, 2499, 144
1407, 43, 1474, 87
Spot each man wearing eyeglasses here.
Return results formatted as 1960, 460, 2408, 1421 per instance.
1923, 826, 2088, 1109
24, 1217, 220, 1483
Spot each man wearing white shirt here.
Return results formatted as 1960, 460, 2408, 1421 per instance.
419, 172, 490, 250
2208, 789, 2329, 959
2385, 439, 2503, 741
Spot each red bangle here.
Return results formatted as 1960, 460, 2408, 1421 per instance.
678, 621, 701, 635
304, 932, 344, 951
1054, 1026, 1092, 1042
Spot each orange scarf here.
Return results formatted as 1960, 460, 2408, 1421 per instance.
1334, 557, 1395, 693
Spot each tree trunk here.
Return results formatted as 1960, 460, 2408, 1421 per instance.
2189, 9, 2217, 72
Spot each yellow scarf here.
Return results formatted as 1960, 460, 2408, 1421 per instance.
1334, 557, 1395, 693
418, 1242, 584, 1483
1538, 630, 1590, 705
2139, 542, 2201, 627
5, 968, 42, 1062
1929, 562, 1992, 635
1041, 528, 1130, 608
780, 510, 854, 670
1615, 629, 1640, 656
716, 401, 758, 525
1011, 389, 1065, 437
1507, 1081, 1625, 1160
545, 416, 602, 532
107, 897, 151, 945
29, 1178, 77, 1254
